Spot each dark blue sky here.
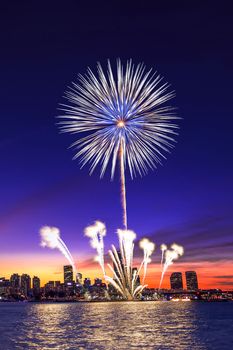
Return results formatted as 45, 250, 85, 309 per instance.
0, 2, 233, 286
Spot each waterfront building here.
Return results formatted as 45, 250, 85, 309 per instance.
170, 272, 183, 290
32, 276, 40, 295
55, 281, 66, 294
44, 281, 55, 292
64, 265, 73, 283
94, 278, 102, 286
76, 272, 82, 284
10, 273, 20, 292
83, 278, 91, 289
185, 271, 198, 290
21, 274, 31, 297
0, 277, 10, 295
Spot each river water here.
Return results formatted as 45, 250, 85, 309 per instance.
0, 301, 232, 349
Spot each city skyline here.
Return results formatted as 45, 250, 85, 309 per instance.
0, 264, 231, 292
2, 264, 232, 305
0, 3, 232, 350
0, 265, 212, 291
1, 2, 233, 292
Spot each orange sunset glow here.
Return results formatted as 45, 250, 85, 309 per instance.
1, 253, 232, 290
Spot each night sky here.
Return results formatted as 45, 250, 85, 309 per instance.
0, 2, 233, 289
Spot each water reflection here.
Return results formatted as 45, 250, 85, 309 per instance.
0, 301, 232, 349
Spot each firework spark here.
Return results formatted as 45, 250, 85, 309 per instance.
160, 243, 167, 267
84, 222, 155, 300
159, 243, 184, 288
84, 221, 106, 275
107, 229, 147, 300
39, 226, 77, 275
139, 238, 155, 285
59, 59, 178, 228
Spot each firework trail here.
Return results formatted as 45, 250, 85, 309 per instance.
40, 226, 77, 275
84, 221, 106, 275
159, 243, 184, 288
138, 238, 155, 285
58, 59, 178, 228
160, 243, 167, 267
119, 139, 127, 229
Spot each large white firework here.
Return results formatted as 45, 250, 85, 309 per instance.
59, 59, 178, 228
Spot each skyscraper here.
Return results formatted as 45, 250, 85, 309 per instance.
21, 274, 31, 297
10, 273, 20, 292
0, 277, 10, 294
32, 276, 40, 295
64, 265, 73, 284
76, 272, 83, 284
45, 281, 55, 292
185, 271, 198, 290
170, 272, 183, 289
94, 278, 102, 286
83, 278, 91, 289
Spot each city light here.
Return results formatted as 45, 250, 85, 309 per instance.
0, 267, 232, 303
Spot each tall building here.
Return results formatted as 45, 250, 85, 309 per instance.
10, 273, 20, 291
45, 281, 55, 292
32, 276, 40, 294
76, 272, 82, 284
170, 272, 183, 289
94, 278, 102, 286
64, 265, 73, 283
83, 278, 91, 289
0, 277, 10, 295
185, 271, 198, 290
21, 274, 31, 297
55, 281, 61, 288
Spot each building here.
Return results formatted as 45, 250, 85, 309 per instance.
44, 281, 55, 292
32, 276, 40, 295
185, 271, 198, 290
0, 277, 10, 296
10, 273, 20, 292
94, 278, 102, 286
170, 272, 183, 290
76, 272, 82, 284
55, 281, 61, 288
83, 278, 91, 289
21, 274, 31, 297
64, 265, 73, 283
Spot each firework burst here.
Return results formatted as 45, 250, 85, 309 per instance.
39, 226, 77, 276
159, 243, 184, 288
58, 59, 178, 228
84, 221, 156, 300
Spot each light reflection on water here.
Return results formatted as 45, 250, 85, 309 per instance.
0, 301, 232, 349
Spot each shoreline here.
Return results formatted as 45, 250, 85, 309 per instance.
0, 299, 230, 304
